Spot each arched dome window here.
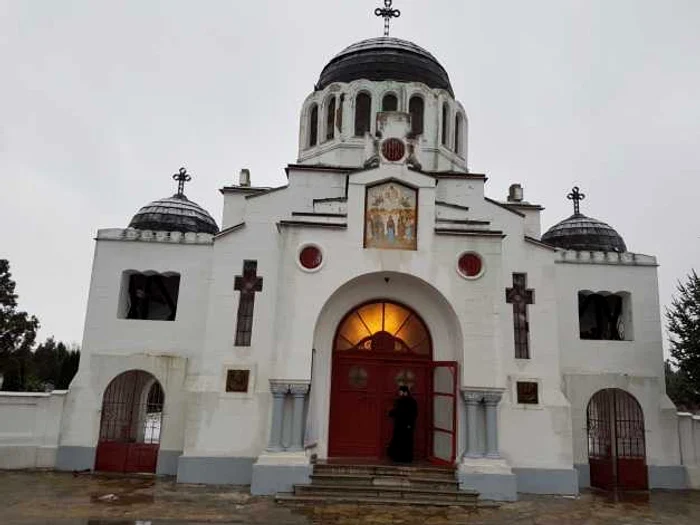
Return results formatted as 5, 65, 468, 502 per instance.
454, 113, 464, 156
409, 95, 424, 136
382, 93, 398, 112
441, 102, 449, 146
309, 104, 318, 147
326, 97, 336, 141
354, 92, 372, 137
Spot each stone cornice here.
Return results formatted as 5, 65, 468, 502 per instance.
96, 228, 214, 245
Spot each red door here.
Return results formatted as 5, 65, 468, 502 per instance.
428, 361, 458, 465
328, 359, 381, 457
328, 300, 457, 463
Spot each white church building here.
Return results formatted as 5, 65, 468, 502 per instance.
2, 27, 697, 502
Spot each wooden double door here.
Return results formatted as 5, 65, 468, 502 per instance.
329, 356, 457, 464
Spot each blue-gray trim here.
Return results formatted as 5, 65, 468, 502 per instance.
649, 465, 688, 489
513, 468, 578, 495
55, 446, 95, 471
176, 456, 253, 485
574, 463, 590, 488
251, 464, 312, 495
156, 450, 181, 476
458, 472, 517, 502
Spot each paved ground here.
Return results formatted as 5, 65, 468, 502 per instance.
3, 471, 700, 524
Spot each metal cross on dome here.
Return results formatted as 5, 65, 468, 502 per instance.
172, 167, 192, 197
567, 186, 586, 215
375, 0, 400, 36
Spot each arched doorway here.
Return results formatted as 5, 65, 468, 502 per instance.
95, 370, 164, 473
587, 388, 647, 490
328, 300, 457, 464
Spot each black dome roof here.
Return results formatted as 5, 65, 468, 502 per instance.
129, 194, 219, 235
541, 213, 627, 253
317, 37, 453, 96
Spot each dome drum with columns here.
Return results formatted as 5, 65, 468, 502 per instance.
298, 36, 468, 173
31, 1, 689, 508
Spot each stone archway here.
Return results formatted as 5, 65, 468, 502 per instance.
95, 369, 164, 473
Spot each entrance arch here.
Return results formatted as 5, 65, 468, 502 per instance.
587, 388, 647, 490
95, 369, 164, 473
328, 300, 457, 463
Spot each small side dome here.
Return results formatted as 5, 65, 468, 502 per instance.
541, 187, 627, 253
128, 168, 219, 235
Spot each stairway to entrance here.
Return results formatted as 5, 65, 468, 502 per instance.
276, 462, 479, 507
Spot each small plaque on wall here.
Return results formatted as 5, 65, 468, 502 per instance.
226, 369, 250, 393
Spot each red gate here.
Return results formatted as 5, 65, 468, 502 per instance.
587, 388, 647, 491
95, 370, 164, 473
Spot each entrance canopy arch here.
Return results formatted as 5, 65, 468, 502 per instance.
308, 272, 463, 461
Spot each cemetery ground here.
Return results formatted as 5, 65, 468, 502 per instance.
2, 470, 700, 525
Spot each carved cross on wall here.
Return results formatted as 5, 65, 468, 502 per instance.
234, 260, 263, 346
505, 273, 534, 359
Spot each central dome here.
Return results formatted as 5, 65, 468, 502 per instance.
317, 37, 453, 96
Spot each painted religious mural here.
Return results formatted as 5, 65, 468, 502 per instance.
364, 181, 417, 250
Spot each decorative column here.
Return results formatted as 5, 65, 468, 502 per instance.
484, 390, 504, 458
462, 390, 483, 458
289, 382, 310, 452
267, 381, 288, 451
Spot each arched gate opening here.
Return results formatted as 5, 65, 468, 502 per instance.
328, 300, 457, 464
95, 369, 164, 473
587, 388, 648, 490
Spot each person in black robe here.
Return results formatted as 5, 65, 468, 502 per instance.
388, 385, 418, 463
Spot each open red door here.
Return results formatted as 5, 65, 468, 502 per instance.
428, 361, 458, 465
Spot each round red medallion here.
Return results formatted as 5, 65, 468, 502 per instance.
299, 245, 322, 270
458, 252, 482, 278
381, 138, 405, 162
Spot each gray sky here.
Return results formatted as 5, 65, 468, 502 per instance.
1, 0, 699, 349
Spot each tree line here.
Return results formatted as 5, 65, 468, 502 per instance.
0, 259, 80, 391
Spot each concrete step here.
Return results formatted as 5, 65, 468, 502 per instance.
276, 493, 483, 508
294, 483, 478, 503
312, 463, 456, 481
310, 473, 459, 491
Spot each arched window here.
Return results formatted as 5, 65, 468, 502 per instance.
326, 97, 336, 140
382, 93, 398, 112
441, 102, 449, 146
454, 113, 463, 155
354, 92, 372, 137
409, 95, 424, 136
309, 104, 318, 147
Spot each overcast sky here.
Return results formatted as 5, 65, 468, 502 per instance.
1, 0, 699, 349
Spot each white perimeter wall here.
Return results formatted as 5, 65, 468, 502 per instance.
0, 391, 66, 468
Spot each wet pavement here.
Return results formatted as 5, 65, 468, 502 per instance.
2, 470, 700, 524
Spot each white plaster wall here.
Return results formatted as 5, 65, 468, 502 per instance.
555, 257, 679, 469
678, 413, 700, 487
58, 353, 188, 454
556, 261, 664, 378
0, 391, 67, 468
81, 233, 214, 357
58, 231, 208, 455
180, 160, 573, 474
